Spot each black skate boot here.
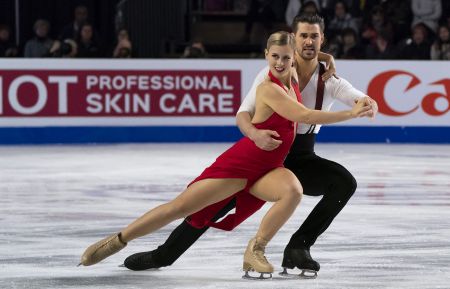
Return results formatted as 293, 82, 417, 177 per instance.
279, 247, 320, 279
122, 251, 163, 271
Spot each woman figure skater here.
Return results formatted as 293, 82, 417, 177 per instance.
79, 31, 371, 278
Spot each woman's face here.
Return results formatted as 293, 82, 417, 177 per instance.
265, 44, 294, 79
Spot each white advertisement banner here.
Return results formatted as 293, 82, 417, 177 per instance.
0, 59, 448, 127
332, 60, 450, 126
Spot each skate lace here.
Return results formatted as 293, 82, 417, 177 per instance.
93, 235, 125, 258
253, 244, 269, 264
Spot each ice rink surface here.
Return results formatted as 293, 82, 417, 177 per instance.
1, 143, 449, 289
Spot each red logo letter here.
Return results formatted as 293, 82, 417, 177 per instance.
368, 70, 420, 116
422, 79, 450, 116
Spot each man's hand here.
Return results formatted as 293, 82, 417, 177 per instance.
249, 129, 282, 151
319, 52, 339, 81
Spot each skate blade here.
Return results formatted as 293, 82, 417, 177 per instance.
118, 264, 160, 271
242, 271, 272, 280
279, 268, 317, 279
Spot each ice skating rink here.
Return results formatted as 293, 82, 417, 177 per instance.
1, 143, 449, 289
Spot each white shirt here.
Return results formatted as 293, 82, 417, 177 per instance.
237, 65, 366, 134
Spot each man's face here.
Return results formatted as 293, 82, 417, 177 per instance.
81, 25, 93, 41
412, 26, 425, 44
35, 24, 49, 38
294, 23, 323, 60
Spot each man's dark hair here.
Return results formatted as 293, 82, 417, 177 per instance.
291, 13, 325, 34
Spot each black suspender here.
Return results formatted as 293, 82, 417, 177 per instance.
306, 63, 326, 134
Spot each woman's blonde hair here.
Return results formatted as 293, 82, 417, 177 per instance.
266, 31, 296, 51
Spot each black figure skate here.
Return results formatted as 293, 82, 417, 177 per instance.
279, 247, 320, 279
121, 251, 162, 271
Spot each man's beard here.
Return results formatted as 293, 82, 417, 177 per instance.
298, 49, 317, 60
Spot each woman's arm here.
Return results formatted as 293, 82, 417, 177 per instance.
259, 84, 372, 124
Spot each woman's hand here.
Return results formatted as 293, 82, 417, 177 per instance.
351, 97, 373, 118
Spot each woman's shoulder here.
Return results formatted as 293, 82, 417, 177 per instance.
257, 79, 289, 103
257, 79, 278, 94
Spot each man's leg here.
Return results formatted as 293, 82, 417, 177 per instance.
282, 153, 357, 271
124, 198, 236, 270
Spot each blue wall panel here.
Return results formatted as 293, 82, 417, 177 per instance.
0, 126, 449, 145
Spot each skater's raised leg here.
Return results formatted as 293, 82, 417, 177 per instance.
80, 179, 246, 266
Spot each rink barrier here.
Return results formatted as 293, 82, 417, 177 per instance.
0, 126, 449, 144
0, 59, 449, 144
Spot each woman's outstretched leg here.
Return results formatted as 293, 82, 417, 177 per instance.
79, 178, 246, 266
244, 168, 302, 275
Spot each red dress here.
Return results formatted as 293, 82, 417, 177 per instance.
187, 71, 302, 231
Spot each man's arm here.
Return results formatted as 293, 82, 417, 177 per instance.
332, 77, 378, 119
236, 111, 282, 151
236, 66, 282, 151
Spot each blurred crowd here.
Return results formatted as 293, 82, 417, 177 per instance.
1, 0, 449, 60
0, 4, 132, 59
188, 0, 450, 60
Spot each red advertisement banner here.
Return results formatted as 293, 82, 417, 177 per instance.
0, 70, 241, 117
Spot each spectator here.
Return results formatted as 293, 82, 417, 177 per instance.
285, 0, 320, 26
24, 19, 59, 58
60, 5, 89, 40
244, 0, 288, 44
361, 5, 394, 46
113, 29, 132, 58
0, 24, 18, 57
397, 23, 431, 60
182, 41, 207, 58
441, 0, 450, 25
431, 24, 450, 60
204, 0, 229, 11
365, 29, 398, 59
59, 39, 78, 58
299, 0, 320, 15
338, 27, 364, 59
76, 22, 102, 58
323, 34, 341, 58
411, 0, 442, 35
328, 1, 359, 39
382, 0, 412, 43
324, 0, 366, 18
